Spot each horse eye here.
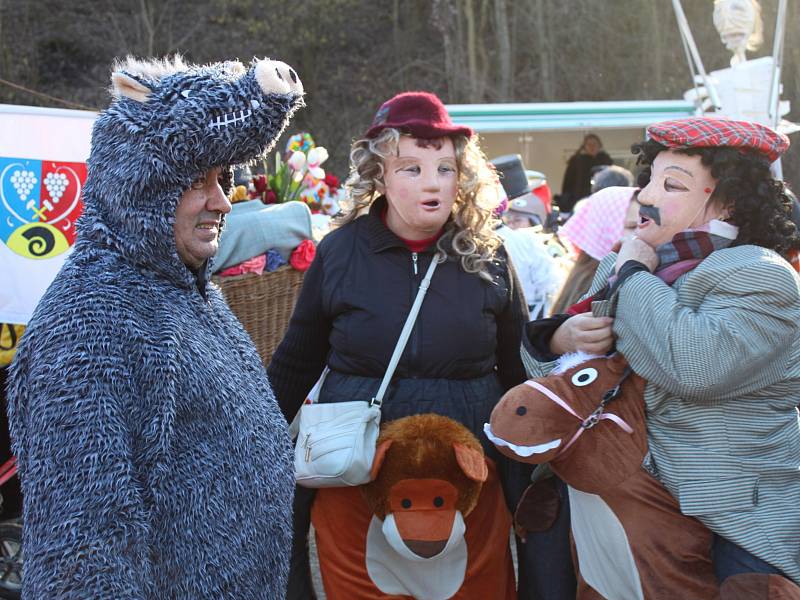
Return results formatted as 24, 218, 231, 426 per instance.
571, 368, 598, 387
401, 499, 412, 509
180, 89, 192, 99
433, 496, 444, 508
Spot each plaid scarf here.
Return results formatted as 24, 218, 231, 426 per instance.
654, 220, 738, 284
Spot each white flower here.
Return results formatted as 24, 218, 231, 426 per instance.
287, 150, 306, 172
306, 146, 329, 179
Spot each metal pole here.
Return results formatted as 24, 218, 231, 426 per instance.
671, 0, 722, 112
768, 0, 788, 129
768, 0, 788, 179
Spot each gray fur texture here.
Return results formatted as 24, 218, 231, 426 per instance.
7, 57, 304, 598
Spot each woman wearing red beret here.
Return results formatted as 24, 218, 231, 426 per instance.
269, 92, 570, 598
523, 116, 800, 595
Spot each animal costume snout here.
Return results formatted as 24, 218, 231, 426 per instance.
255, 59, 304, 97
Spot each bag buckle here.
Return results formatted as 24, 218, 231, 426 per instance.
370, 397, 382, 408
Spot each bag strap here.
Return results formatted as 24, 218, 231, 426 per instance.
371, 254, 439, 407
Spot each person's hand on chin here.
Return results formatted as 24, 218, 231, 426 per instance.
615, 236, 658, 274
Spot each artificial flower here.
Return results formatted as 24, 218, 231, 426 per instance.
265, 249, 288, 272
285, 132, 315, 155
253, 174, 268, 193
306, 146, 329, 179
263, 189, 278, 204
231, 185, 249, 203
324, 173, 340, 190
290, 239, 316, 271
287, 151, 307, 182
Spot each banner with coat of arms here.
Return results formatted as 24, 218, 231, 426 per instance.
0, 104, 96, 324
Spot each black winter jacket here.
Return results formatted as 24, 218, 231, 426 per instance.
268, 197, 528, 421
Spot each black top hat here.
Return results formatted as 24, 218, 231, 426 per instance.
490, 154, 530, 200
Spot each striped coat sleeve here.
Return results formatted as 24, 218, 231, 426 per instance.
613, 251, 800, 401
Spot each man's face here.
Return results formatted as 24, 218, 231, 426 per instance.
174, 167, 231, 269
636, 150, 721, 247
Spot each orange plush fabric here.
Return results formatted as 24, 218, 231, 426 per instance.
312, 414, 515, 599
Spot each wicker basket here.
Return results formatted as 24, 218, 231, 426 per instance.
212, 265, 305, 367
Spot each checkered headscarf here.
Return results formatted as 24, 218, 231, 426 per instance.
559, 186, 638, 261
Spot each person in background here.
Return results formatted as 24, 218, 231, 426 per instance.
551, 186, 640, 314
269, 91, 555, 598
559, 133, 613, 213
591, 164, 635, 194
492, 155, 565, 319
492, 154, 552, 230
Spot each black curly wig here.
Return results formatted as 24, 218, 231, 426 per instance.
632, 139, 799, 256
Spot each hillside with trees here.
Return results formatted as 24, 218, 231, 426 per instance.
1, 0, 797, 185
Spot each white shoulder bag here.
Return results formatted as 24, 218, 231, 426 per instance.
293, 255, 439, 488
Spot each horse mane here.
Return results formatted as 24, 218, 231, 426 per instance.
552, 351, 604, 375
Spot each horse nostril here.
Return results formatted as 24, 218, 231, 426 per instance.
433, 496, 444, 508
401, 499, 412, 509
289, 69, 298, 83
275, 67, 284, 81
516, 406, 527, 416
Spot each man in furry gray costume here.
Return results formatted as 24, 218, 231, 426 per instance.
6, 56, 304, 598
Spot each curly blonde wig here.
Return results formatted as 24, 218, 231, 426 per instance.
341, 127, 502, 281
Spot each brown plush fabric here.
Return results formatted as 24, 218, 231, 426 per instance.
721, 573, 800, 600
490, 353, 724, 598
513, 476, 561, 537
491, 352, 647, 493
314, 415, 515, 598
362, 414, 485, 519
313, 462, 516, 600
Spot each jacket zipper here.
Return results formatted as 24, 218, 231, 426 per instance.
409, 251, 422, 377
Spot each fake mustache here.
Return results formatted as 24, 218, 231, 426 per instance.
639, 205, 661, 225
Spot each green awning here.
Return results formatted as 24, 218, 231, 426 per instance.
445, 100, 698, 132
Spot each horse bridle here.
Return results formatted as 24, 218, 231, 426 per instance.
523, 367, 634, 459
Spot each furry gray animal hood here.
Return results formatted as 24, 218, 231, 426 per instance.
79, 55, 304, 287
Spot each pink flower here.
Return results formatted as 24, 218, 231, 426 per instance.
290, 239, 316, 271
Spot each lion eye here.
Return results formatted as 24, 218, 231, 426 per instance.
180, 89, 192, 99
571, 368, 598, 387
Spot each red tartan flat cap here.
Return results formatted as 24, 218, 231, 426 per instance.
365, 91, 474, 140
647, 117, 789, 163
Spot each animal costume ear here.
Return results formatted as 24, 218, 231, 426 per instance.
369, 440, 393, 481
606, 352, 630, 374
453, 443, 488, 482
111, 72, 152, 103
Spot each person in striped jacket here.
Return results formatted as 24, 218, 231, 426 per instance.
523, 116, 800, 595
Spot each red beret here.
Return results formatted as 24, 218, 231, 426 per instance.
365, 91, 474, 140
647, 117, 789, 163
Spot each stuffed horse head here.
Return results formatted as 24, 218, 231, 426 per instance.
485, 352, 647, 494
362, 414, 487, 560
